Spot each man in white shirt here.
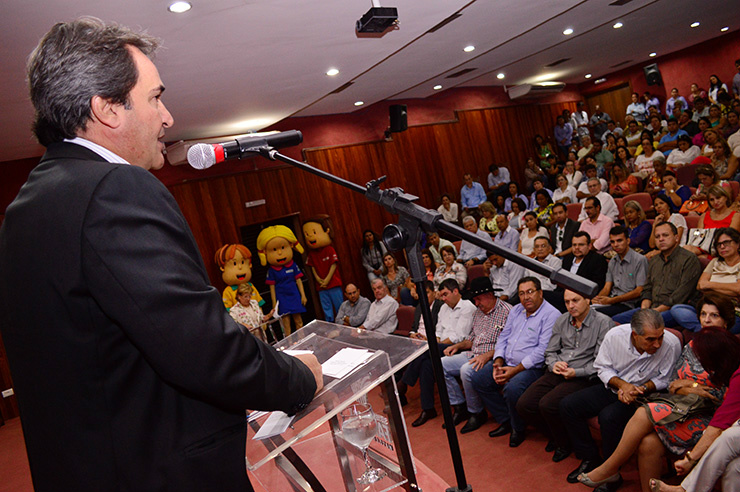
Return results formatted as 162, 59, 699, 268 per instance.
484, 253, 525, 303
458, 216, 494, 267
577, 178, 618, 222
576, 165, 608, 201
527, 237, 562, 292
359, 278, 398, 334
487, 163, 511, 200
402, 278, 476, 427
427, 232, 456, 266
560, 309, 680, 486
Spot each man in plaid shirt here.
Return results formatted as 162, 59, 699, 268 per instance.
440, 276, 512, 434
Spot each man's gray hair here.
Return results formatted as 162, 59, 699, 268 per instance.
27, 17, 160, 146
630, 309, 664, 335
462, 215, 476, 225
371, 277, 387, 288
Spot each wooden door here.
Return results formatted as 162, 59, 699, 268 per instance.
585, 83, 633, 128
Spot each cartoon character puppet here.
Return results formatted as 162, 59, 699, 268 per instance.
302, 215, 343, 323
256, 225, 307, 335
214, 243, 263, 311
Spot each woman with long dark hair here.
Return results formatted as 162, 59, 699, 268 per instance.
360, 229, 387, 285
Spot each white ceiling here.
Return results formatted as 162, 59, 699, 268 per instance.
0, 0, 737, 163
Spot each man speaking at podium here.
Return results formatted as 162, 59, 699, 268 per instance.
0, 18, 322, 492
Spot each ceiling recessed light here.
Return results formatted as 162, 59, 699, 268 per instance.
563, 28, 574, 35
613, 22, 623, 29
325, 68, 339, 76
433, 85, 443, 90
496, 73, 505, 80
167, 1, 191, 13
585, 74, 592, 79
354, 101, 364, 106
649, 52, 657, 57
690, 22, 700, 28
463, 45, 475, 52
721, 26, 729, 32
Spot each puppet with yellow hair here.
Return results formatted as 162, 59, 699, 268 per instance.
256, 225, 307, 335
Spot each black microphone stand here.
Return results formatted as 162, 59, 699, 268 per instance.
249, 145, 599, 492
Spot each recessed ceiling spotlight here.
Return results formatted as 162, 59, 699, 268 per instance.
613, 22, 623, 29
167, 1, 192, 13
649, 52, 657, 57
563, 28, 574, 35
354, 101, 364, 106
585, 74, 592, 79
326, 68, 340, 76
594, 78, 607, 85
497, 73, 505, 80
721, 26, 729, 32
463, 45, 475, 52
433, 85, 443, 90
690, 22, 700, 28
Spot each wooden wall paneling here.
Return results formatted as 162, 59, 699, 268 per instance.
585, 83, 632, 128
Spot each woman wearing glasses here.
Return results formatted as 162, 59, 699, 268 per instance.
670, 227, 740, 334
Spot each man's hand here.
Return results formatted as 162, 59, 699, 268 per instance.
443, 345, 459, 356
464, 259, 476, 268
493, 365, 520, 385
342, 316, 351, 326
591, 295, 613, 305
293, 353, 324, 396
468, 353, 491, 371
410, 332, 427, 340
552, 361, 576, 379
617, 382, 644, 404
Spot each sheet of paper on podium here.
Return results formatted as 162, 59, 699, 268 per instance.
252, 411, 295, 440
321, 347, 374, 379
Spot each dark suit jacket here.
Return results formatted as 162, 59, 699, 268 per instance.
550, 218, 580, 254
0, 143, 315, 492
560, 250, 609, 291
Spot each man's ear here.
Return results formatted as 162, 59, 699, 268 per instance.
90, 95, 123, 129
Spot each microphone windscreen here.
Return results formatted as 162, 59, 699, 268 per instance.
187, 144, 216, 169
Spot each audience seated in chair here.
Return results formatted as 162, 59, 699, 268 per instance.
559, 309, 681, 488
335, 283, 371, 328
400, 278, 476, 427
441, 277, 513, 434
470, 277, 561, 448
592, 226, 649, 318
613, 222, 702, 327
517, 289, 614, 463
359, 278, 398, 334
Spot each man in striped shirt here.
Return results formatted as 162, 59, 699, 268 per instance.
440, 277, 512, 434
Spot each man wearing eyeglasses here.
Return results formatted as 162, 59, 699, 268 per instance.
469, 277, 560, 447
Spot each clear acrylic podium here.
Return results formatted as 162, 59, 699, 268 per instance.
246, 320, 428, 492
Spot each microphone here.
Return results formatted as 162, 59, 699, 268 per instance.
187, 130, 303, 169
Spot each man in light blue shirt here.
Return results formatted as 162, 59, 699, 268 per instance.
658, 118, 688, 157
457, 216, 494, 266
626, 92, 646, 123
460, 173, 487, 218
559, 309, 681, 485
470, 276, 560, 447
666, 88, 688, 116
494, 215, 519, 252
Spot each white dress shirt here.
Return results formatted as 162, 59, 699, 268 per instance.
526, 254, 562, 291
436, 299, 477, 343
490, 260, 526, 299
594, 324, 681, 391
458, 229, 493, 262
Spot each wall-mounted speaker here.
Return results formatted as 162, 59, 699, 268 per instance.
389, 104, 408, 133
643, 63, 662, 86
